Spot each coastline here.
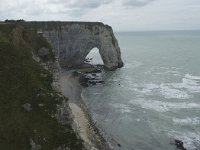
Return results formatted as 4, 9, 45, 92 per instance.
59, 70, 112, 150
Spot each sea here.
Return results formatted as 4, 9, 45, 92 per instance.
83, 30, 200, 150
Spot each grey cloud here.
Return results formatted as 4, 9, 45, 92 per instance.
69, 0, 101, 9
48, 0, 112, 9
122, 0, 155, 7
0, 0, 46, 21
45, 0, 113, 17
47, 0, 63, 3
57, 8, 88, 17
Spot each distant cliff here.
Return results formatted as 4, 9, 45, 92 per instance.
25, 22, 123, 70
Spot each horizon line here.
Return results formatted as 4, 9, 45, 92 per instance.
115, 29, 200, 32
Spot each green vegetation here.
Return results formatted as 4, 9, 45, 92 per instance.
2, 19, 111, 31
0, 23, 84, 149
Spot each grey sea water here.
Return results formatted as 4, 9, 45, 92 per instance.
83, 31, 200, 150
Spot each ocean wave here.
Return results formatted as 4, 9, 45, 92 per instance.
131, 73, 200, 99
173, 117, 200, 125
160, 84, 190, 99
129, 99, 200, 112
170, 74, 200, 93
111, 103, 132, 113
185, 73, 200, 80
170, 82, 200, 93
155, 70, 181, 77
182, 78, 199, 86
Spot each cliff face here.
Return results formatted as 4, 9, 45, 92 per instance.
41, 22, 123, 70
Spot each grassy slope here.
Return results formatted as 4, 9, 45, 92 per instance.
0, 23, 83, 150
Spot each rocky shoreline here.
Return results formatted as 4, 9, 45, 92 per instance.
59, 68, 112, 150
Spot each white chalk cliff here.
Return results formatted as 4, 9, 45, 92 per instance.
40, 22, 123, 70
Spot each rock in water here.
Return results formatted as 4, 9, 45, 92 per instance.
174, 139, 187, 150
41, 22, 123, 70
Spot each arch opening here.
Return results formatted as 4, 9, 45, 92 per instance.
85, 47, 104, 66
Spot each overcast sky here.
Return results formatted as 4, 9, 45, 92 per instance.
0, 0, 200, 31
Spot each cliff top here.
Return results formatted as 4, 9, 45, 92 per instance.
1, 20, 112, 30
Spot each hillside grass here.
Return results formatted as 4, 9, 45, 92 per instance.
0, 23, 84, 150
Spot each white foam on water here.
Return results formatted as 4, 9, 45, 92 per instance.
170, 75, 200, 93
131, 83, 159, 95
160, 84, 191, 99
173, 117, 200, 125
144, 83, 160, 90
155, 70, 181, 77
182, 78, 199, 86
131, 73, 200, 99
111, 103, 132, 114
132, 83, 191, 99
133, 87, 153, 95
186, 86, 200, 93
185, 73, 200, 80
129, 99, 200, 112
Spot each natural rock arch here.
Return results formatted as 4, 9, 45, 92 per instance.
85, 47, 104, 65
42, 22, 123, 70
